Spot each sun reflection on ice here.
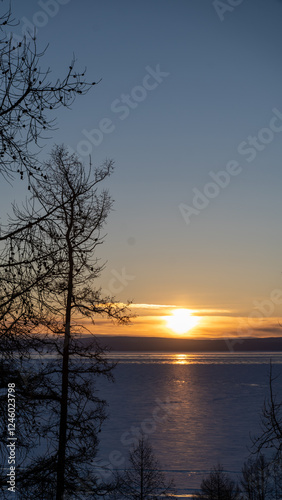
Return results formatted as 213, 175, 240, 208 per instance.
174, 354, 189, 365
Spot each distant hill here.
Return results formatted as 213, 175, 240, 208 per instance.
81, 336, 282, 352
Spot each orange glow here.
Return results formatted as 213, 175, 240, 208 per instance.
78, 302, 282, 339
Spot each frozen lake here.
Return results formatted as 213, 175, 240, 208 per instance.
95, 352, 282, 497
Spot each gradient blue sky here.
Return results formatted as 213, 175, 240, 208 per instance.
2, 0, 282, 338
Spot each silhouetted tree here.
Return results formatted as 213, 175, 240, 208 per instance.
0, 3, 97, 182
0, 1, 99, 253
193, 464, 241, 500
252, 365, 282, 463
248, 365, 282, 500
241, 455, 271, 500
0, 146, 130, 499
111, 435, 176, 499
269, 460, 282, 499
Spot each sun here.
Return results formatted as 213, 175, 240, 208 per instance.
165, 309, 199, 334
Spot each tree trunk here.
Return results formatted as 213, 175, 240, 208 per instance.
56, 218, 74, 500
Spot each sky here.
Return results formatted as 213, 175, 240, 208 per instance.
2, 0, 282, 340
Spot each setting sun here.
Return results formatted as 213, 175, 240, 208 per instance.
165, 309, 200, 334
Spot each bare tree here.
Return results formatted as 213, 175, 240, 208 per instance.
248, 365, 282, 499
0, 1, 99, 248
111, 435, 176, 500
252, 364, 282, 462
0, 4, 126, 498
269, 460, 282, 500
0, 146, 130, 499
0, 3, 98, 181
192, 464, 241, 500
240, 455, 271, 500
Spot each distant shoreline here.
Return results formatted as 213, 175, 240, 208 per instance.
88, 336, 282, 353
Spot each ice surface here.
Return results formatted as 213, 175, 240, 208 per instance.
95, 353, 282, 495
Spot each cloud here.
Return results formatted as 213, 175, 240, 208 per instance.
129, 303, 177, 309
